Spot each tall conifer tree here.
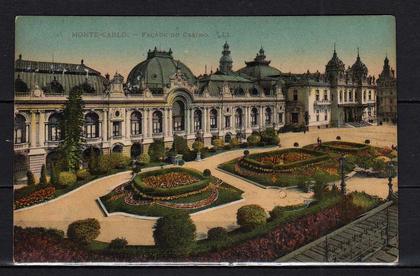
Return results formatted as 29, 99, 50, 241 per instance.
59, 85, 85, 172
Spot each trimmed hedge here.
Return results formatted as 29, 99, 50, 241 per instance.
67, 218, 100, 245
133, 167, 210, 197
320, 141, 369, 153
240, 148, 329, 173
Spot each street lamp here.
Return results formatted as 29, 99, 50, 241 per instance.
387, 163, 395, 200
339, 156, 346, 195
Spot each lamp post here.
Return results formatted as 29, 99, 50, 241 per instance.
387, 163, 394, 200
339, 156, 346, 195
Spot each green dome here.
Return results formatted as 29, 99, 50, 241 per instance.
237, 47, 281, 79
127, 48, 196, 89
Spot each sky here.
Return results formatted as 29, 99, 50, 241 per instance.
15, 16, 396, 79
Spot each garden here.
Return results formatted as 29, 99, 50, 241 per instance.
14, 187, 385, 262
219, 140, 397, 188
99, 167, 244, 217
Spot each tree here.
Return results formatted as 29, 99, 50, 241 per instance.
192, 141, 204, 152
67, 218, 100, 245
26, 171, 35, 186
172, 135, 189, 154
59, 85, 85, 172
153, 211, 196, 256
148, 139, 165, 162
50, 163, 59, 186
39, 164, 48, 186
236, 204, 267, 231
87, 149, 98, 174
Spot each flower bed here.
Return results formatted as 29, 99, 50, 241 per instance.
100, 175, 243, 217
240, 148, 330, 174
133, 167, 210, 197
14, 187, 56, 209
320, 141, 370, 153
14, 193, 385, 262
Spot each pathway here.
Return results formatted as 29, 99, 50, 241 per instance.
14, 125, 397, 245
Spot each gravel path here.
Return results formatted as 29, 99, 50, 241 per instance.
14, 125, 397, 245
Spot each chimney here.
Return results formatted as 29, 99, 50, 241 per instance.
81, 59, 84, 65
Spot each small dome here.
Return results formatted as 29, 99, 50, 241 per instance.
127, 48, 196, 89
237, 47, 281, 79
351, 53, 368, 79
326, 50, 345, 72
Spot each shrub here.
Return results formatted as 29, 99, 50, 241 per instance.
50, 164, 59, 186
207, 227, 229, 241
203, 169, 211, 177
110, 153, 130, 169
58, 171, 77, 186
223, 144, 232, 150
148, 139, 165, 162
261, 128, 280, 145
26, 171, 35, 186
39, 165, 48, 186
67, 218, 100, 245
239, 142, 248, 148
97, 155, 112, 174
76, 169, 91, 180
192, 141, 205, 152
336, 136, 341, 140
236, 204, 267, 231
365, 139, 371, 144
293, 142, 299, 147
137, 153, 150, 166
230, 137, 240, 147
153, 211, 196, 256
173, 135, 189, 154
247, 134, 261, 146
244, 149, 250, 157
108, 237, 128, 249
212, 138, 224, 149
182, 149, 196, 162
269, 206, 284, 220
87, 150, 99, 175
178, 160, 185, 166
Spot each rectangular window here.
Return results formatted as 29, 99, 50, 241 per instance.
324, 90, 328, 101
316, 110, 320, 122
293, 90, 298, 101
113, 122, 121, 137
324, 110, 328, 121
315, 90, 320, 101
349, 90, 353, 101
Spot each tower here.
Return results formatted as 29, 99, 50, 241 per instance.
325, 44, 345, 87
219, 41, 233, 74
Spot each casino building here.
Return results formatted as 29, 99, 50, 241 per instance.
13, 42, 382, 178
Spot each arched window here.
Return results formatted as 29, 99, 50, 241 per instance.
251, 87, 259, 96
152, 111, 163, 134
84, 112, 100, 138
172, 100, 185, 131
48, 113, 63, 141
235, 108, 243, 129
210, 109, 217, 129
14, 114, 27, 144
265, 107, 272, 125
194, 109, 202, 131
251, 107, 258, 126
130, 111, 142, 136
112, 144, 123, 153
234, 87, 245, 96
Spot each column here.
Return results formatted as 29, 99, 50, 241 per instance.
125, 110, 130, 138
203, 107, 208, 133
148, 109, 153, 136
245, 106, 249, 129
168, 108, 173, 137
259, 106, 264, 129
218, 107, 222, 131
121, 110, 126, 139
102, 110, 108, 141
30, 111, 37, 147
163, 108, 168, 137
38, 111, 45, 146
142, 109, 147, 137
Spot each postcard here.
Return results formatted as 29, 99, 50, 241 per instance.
13, 16, 397, 264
